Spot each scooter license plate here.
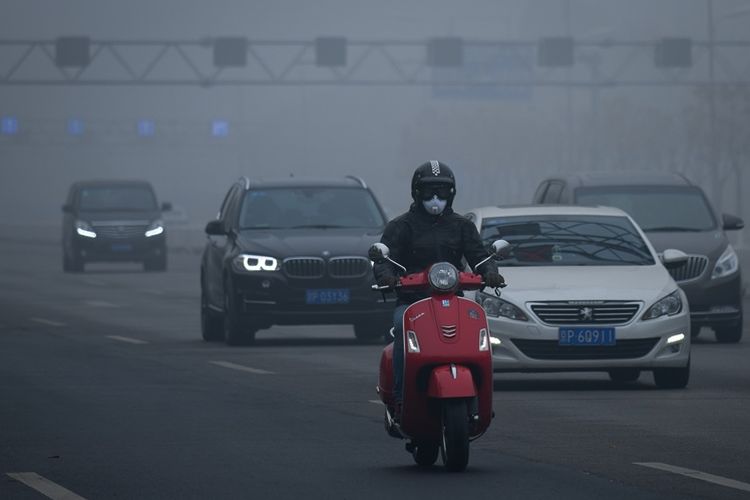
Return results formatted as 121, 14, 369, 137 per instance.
306, 288, 350, 305
559, 327, 616, 346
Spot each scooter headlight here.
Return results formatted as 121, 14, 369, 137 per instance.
428, 262, 459, 293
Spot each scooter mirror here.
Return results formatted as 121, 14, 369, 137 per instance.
490, 239, 511, 259
368, 242, 390, 263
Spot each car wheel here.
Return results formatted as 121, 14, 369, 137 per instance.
608, 368, 641, 384
224, 283, 256, 346
653, 358, 690, 389
63, 251, 84, 273
201, 282, 224, 342
714, 318, 743, 343
354, 320, 389, 344
143, 255, 167, 272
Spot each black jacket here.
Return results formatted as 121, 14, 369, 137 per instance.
373, 203, 493, 305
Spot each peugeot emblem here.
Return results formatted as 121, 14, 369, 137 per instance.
579, 307, 594, 321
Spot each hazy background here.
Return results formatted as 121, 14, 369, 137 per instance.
1, 0, 749, 245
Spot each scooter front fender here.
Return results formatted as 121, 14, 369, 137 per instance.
427, 365, 477, 399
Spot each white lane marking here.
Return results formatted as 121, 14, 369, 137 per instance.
6, 472, 88, 500
107, 335, 149, 345
83, 300, 120, 308
368, 400, 383, 405
30, 318, 65, 327
209, 360, 275, 375
635, 462, 750, 493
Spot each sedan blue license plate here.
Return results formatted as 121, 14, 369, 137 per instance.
306, 289, 350, 305
559, 327, 616, 346
111, 243, 133, 252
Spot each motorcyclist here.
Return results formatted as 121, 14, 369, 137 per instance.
373, 161, 505, 419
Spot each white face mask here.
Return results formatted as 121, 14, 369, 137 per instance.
422, 195, 447, 215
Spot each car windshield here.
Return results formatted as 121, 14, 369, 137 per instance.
575, 186, 716, 232
78, 186, 157, 212
480, 215, 654, 266
239, 187, 386, 229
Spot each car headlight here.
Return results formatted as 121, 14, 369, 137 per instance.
642, 290, 682, 320
475, 292, 528, 321
711, 244, 739, 280
232, 254, 279, 272
75, 220, 96, 238
145, 219, 165, 238
428, 262, 459, 292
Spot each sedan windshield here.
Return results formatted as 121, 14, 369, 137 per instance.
480, 215, 654, 266
575, 186, 716, 232
239, 187, 386, 229
78, 186, 157, 212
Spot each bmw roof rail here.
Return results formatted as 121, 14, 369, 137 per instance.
238, 176, 250, 190
345, 175, 367, 189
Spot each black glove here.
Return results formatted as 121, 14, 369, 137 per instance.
377, 275, 399, 288
483, 271, 505, 288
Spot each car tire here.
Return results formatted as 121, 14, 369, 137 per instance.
63, 251, 84, 273
201, 282, 224, 342
354, 321, 389, 344
223, 283, 256, 346
653, 358, 690, 389
714, 317, 743, 343
608, 368, 641, 384
143, 255, 167, 272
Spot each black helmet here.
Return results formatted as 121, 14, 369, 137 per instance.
411, 160, 456, 205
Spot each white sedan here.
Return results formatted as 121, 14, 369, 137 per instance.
464, 205, 691, 389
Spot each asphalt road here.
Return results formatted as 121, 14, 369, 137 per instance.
2, 239, 749, 499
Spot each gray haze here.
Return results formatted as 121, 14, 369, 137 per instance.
2, 0, 749, 241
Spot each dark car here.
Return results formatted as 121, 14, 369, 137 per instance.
62, 180, 170, 272
533, 171, 745, 342
200, 176, 393, 345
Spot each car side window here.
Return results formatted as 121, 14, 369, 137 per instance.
533, 182, 549, 204
543, 182, 563, 204
217, 185, 239, 225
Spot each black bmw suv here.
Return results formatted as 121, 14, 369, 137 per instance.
62, 180, 170, 272
200, 176, 392, 345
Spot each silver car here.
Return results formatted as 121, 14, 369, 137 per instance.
464, 205, 691, 389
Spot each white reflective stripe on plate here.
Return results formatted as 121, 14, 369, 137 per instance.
209, 361, 274, 375
7, 472, 88, 500
106, 335, 149, 345
635, 462, 750, 493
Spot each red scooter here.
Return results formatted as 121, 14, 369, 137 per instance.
370, 240, 508, 472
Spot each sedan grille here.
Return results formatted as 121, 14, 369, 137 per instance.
667, 255, 708, 282
328, 257, 370, 278
92, 224, 148, 239
530, 301, 641, 326
512, 338, 659, 360
283, 258, 325, 278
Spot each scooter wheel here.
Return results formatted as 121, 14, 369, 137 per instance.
412, 442, 439, 466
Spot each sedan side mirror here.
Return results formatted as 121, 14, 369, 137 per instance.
205, 220, 226, 236
722, 213, 744, 231
660, 248, 689, 269
161, 202, 173, 212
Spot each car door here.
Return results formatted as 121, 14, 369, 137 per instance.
205, 184, 241, 307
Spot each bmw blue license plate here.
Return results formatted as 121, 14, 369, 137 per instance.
559, 327, 616, 346
111, 243, 133, 252
306, 289, 350, 305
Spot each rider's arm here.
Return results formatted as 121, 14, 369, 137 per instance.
461, 218, 495, 275
373, 218, 408, 282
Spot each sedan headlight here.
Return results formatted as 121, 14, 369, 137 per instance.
711, 244, 739, 280
642, 290, 682, 320
232, 254, 279, 272
475, 292, 528, 321
145, 219, 165, 238
75, 220, 96, 238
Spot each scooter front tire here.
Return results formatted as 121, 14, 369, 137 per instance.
441, 399, 470, 472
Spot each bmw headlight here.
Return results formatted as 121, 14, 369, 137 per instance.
475, 292, 528, 321
642, 290, 682, 320
711, 244, 739, 280
75, 220, 96, 238
232, 254, 279, 272
145, 219, 165, 238
428, 262, 459, 292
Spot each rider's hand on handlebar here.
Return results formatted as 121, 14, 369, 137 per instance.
377, 275, 399, 288
482, 271, 505, 288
